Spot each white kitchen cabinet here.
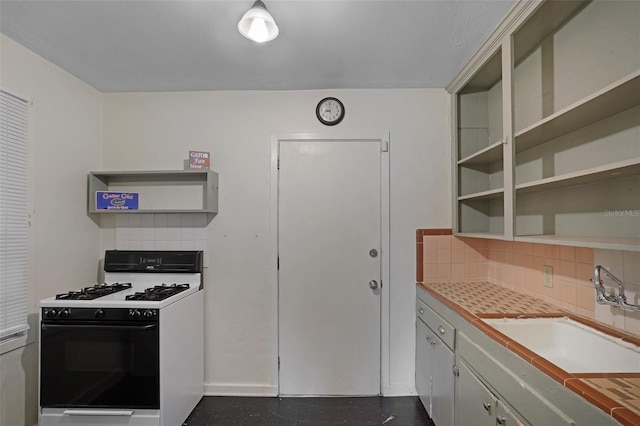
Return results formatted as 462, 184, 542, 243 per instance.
496, 400, 527, 426
430, 328, 454, 426
458, 331, 576, 426
415, 319, 431, 410
449, 0, 640, 251
415, 300, 455, 426
456, 361, 529, 426
88, 170, 219, 216
417, 286, 620, 426
456, 361, 501, 426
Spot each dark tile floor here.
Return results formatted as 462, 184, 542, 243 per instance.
184, 396, 435, 426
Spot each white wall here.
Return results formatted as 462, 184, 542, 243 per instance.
102, 89, 451, 395
0, 35, 103, 426
0, 34, 451, 422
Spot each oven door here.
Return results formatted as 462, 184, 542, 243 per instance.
40, 320, 159, 409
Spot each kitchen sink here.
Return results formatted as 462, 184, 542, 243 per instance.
483, 317, 640, 373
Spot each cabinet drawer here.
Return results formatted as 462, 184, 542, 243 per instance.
416, 299, 455, 350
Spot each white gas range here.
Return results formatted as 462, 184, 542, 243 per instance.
39, 250, 205, 426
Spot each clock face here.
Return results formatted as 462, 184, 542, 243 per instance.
316, 97, 345, 126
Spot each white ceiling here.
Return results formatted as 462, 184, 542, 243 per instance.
0, 0, 516, 93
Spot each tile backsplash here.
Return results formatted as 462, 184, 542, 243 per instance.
114, 213, 208, 253
416, 230, 640, 336
593, 249, 640, 335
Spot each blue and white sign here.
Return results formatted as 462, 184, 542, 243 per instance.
96, 191, 139, 210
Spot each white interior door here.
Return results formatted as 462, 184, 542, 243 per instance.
278, 140, 381, 396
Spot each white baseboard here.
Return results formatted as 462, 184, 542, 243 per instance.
204, 383, 278, 397
382, 383, 417, 397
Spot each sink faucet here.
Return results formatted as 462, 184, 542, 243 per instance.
590, 265, 640, 312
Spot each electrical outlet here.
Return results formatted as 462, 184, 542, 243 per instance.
543, 265, 553, 288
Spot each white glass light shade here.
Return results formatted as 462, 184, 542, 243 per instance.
238, 0, 279, 43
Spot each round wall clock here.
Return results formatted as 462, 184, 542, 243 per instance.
316, 97, 345, 126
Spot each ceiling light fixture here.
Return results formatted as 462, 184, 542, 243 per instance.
238, 0, 279, 43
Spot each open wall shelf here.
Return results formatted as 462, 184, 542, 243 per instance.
449, 0, 640, 251
515, 71, 640, 153
515, 235, 640, 252
458, 140, 503, 166
458, 188, 504, 201
88, 170, 219, 216
515, 158, 640, 194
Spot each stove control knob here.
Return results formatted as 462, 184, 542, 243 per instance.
59, 309, 70, 319
95, 309, 106, 319
130, 309, 141, 320
143, 310, 154, 319
45, 309, 58, 319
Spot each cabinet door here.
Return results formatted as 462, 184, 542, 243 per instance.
456, 362, 496, 426
496, 399, 529, 426
416, 319, 432, 413
431, 335, 455, 426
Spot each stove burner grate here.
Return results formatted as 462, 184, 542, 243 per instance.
125, 283, 190, 301
55, 283, 132, 300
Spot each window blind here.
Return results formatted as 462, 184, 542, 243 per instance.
0, 89, 29, 343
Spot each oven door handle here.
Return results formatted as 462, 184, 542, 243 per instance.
63, 409, 134, 417
41, 323, 157, 331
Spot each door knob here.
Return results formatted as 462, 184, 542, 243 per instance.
369, 249, 378, 258
369, 280, 378, 290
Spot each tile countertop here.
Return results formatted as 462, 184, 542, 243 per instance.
418, 281, 640, 426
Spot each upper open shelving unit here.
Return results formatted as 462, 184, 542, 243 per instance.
448, 0, 640, 251
88, 170, 219, 215
454, 45, 505, 238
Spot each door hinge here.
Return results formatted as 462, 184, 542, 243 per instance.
381, 140, 389, 152
278, 357, 280, 370
277, 257, 280, 270
452, 364, 459, 377
277, 157, 280, 170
